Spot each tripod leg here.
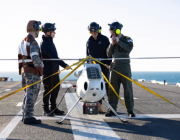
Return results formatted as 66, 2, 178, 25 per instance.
102, 97, 128, 123
56, 97, 81, 124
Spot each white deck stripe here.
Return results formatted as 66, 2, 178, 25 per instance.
64, 92, 121, 140
0, 110, 22, 139
120, 97, 138, 99
0, 91, 42, 139
16, 102, 23, 107
4, 89, 11, 92
61, 84, 72, 88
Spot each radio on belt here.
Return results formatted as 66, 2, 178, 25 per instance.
83, 102, 99, 114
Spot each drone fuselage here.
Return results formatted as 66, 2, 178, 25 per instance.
75, 63, 105, 102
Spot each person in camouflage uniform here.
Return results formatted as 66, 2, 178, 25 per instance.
105, 21, 135, 117
18, 20, 44, 124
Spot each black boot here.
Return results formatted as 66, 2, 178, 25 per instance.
23, 117, 41, 124
51, 105, 64, 115
128, 111, 136, 117
105, 108, 116, 117
43, 105, 54, 117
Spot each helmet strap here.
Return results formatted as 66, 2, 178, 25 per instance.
45, 31, 51, 37
32, 29, 39, 38
35, 30, 39, 38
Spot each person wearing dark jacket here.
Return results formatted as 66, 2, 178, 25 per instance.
40, 23, 71, 117
86, 22, 111, 112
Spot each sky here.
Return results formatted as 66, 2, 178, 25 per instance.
0, 0, 180, 72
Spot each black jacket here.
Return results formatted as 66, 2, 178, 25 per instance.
40, 35, 67, 75
86, 33, 111, 65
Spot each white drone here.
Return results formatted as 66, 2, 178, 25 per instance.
57, 62, 127, 124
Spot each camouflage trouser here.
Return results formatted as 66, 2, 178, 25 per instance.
22, 73, 41, 119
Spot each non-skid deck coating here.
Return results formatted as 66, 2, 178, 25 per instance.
0, 81, 180, 140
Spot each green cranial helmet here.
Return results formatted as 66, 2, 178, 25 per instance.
88, 22, 101, 33
108, 22, 123, 35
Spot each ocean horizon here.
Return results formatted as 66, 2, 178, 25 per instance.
0, 71, 180, 84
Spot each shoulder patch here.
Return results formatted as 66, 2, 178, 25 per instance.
126, 36, 133, 43
33, 41, 38, 45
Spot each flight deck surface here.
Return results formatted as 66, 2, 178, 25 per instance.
0, 81, 180, 140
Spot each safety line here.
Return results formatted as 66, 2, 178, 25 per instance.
34, 60, 87, 105
91, 57, 180, 109
93, 57, 180, 60
0, 56, 180, 61
43, 59, 87, 98
92, 61, 127, 110
0, 57, 88, 101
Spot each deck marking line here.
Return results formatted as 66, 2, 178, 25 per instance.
0, 91, 42, 139
120, 97, 138, 99
3, 82, 21, 89
4, 89, 11, 92
0, 110, 22, 139
61, 84, 72, 88
64, 89, 121, 139
16, 102, 23, 106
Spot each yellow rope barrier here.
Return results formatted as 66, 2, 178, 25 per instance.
91, 57, 180, 109
92, 61, 127, 109
0, 57, 88, 101
43, 58, 88, 98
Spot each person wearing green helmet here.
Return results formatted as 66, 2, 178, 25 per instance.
106, 21, 135, 117
40, 23, 72, 117
86, 22, 111, 113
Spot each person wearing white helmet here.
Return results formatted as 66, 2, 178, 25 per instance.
18, 20, 43, 124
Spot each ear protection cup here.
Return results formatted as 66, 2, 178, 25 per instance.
40, 25, 43, 32
116, 29, 120, 34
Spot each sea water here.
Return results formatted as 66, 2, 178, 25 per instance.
0, 71, 180, 84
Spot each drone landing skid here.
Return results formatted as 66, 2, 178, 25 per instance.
102, 97, 128, 123
56, 97, 82, 124
56, 97, 127, 124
